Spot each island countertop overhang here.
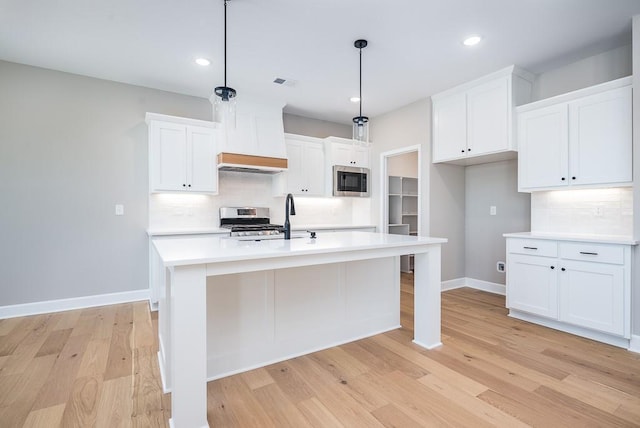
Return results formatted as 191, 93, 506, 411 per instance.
152, 231, 447, 267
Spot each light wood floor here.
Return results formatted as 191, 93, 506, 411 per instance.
1, 273, 639, 427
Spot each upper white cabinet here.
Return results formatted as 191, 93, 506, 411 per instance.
325, 137, 370, 168
146, 113, 218, 194
517, 77, 632, 192
274, 134, 325, 196
213, 96, 287, 159
432, 65, 534, 165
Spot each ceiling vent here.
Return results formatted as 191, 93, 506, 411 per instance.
273, 77, 297, 87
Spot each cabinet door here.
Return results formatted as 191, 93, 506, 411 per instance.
467, 77, 510, 155
331, 143, 354, 166
559, 261, 624, 335
151, 121, 188, 191
284, 140, 305, 194
304, 142, 326, 195
351, 146, 370, 167
507, 254, 558, 319
432, 92, 467, 162
568, 86, 632, 186
187, 126, 218, 193
517, 104, 569, 190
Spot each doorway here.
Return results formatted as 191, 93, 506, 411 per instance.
380, 145, 421, 273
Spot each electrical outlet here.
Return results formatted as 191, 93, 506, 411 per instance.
496, 261, 505, 273
115, 204, 124, 216
490, 206, 497, 216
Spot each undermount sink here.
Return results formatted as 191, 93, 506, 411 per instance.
233, 235, 305, 242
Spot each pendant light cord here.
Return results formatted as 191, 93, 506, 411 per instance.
359, 45, 362, 118
223, 0, 228, 87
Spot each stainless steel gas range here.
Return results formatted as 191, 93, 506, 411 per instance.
219, 207, 284, 237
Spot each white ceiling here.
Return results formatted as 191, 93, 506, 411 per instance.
1, 0, 639, 124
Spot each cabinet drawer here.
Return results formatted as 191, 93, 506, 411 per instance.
559, 242, 624, 265
507, 239, 557, 258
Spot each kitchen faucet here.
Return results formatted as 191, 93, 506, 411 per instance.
284, 193, 296, 240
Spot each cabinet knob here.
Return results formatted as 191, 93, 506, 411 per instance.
182, 184, 186, 187
561, 177, 566, 181
461, 149, 465, 153
571, 176, 576, 180
467, 148, 471, 152
550, 266, 555, 269
561, 267, 566, 272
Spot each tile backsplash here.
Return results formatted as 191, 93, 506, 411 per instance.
148, 171, 372, 230
531, 187, 633, 236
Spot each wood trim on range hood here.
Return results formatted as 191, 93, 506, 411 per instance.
217, 153, 288, 174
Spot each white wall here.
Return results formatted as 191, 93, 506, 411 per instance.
0, 60, 212, 306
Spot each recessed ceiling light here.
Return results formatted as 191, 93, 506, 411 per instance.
195, 58, 210, 66
463, 35, 482, 46
350, 97, 360, 103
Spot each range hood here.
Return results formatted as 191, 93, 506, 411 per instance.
211, 95, 288, 174
217, 153, 288, 174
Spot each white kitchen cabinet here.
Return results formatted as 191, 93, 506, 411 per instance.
147, 113, 218, 193
505, 235, 634, 347
517, 77, 632, 191
432, 65, 534, 165
559, 260, 624, 336
274, 134, 325, 196
507, 254, 558, 319
325, 137, 370, 167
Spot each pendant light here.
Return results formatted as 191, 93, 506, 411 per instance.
352, 39, 369, 143
214, 0, 237, 128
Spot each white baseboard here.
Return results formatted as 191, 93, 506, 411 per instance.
629, 334, 640, 353
441, 277, 505, 295
0, 289, 149, 319
441, 277, 467, 291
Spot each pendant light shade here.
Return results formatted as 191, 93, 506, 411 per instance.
352, 39, 369, 143
214, 0, 237, 128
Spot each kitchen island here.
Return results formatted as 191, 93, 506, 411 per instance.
152, 231, 446, 428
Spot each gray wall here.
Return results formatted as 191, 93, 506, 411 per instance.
0, 60, 211, 306
283, 113, 351, 138
632, 16, 639, 338
465, 160, 530, 284
532, 44, 632, 101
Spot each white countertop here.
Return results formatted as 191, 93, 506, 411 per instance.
147, 224, 377, 237
152, 231, 447, 267
504, 232, 637, 245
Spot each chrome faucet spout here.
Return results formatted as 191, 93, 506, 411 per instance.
284, 193, 296, 240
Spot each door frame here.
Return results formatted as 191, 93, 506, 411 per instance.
379, 144, 422, 235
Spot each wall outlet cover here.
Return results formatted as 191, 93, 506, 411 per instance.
496, 261, 505, 272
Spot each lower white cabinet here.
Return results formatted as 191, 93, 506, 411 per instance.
505, 237, 633, 346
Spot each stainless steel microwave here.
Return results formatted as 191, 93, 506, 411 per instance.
333, 165, 370, 197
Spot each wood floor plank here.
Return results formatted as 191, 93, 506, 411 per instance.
252, 382, 313, 427
133, 301, 155, 349
31, 334, 91, 410
371, 403, 426, 428
240, 367, 275, 390
0, 355, 57, 427
296, 397, 345, 428
103, 305, 133, 381
22, 403, 66, 428
77, 339, 111, 377
216, 373, 276, 427
131, 346, 164, 427
35, 328, 73, 357
95, 376, 133, 428
265, 361, 316, 404
60, 374, 102, 427
0, 315, 62, 375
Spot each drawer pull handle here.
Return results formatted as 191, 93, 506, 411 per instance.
523, 246, 538, 250
579, 251, 598, 256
